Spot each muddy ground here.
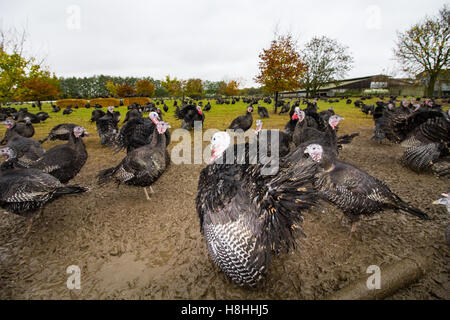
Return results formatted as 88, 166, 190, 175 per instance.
0, 126, 448, 300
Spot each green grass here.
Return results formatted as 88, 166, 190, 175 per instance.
2, 98, 448, 146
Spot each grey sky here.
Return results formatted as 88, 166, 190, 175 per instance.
1, 0, 448, 87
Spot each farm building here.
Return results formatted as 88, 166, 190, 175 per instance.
280, 72, 450, 98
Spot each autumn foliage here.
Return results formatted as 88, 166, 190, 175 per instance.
135, 79, 155, 97
225, 80, 240, 96
255, 34, 307, 112
116, 83, 135, 97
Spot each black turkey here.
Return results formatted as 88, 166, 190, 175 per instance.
257, 105, 269, 118
228, 106, 253, 132
203, 102, 211, 112
0, 154, 87, 234
284, 107, 301, 135
3, 133, 45, 164
114, 111, 170, 153
90, 109, 105, 122
1, 119, 34, 144
175, 104, 205, 130
96, 106, 120, 146
98, 121, 170, 200
303, 144, 429, 233
196, 131, 318, 287
62, 107, 73, 115
19, 126, 88, 184
39, 123, 84, 144
254, 120, 290, 158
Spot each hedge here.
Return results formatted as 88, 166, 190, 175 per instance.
89, 98, 121, 108
56, 99, 89, 108
122, 97, 152, 106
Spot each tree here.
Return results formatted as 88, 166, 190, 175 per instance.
116, 83, 135, 97
394, 5, 450, 97
255, 34, 307, 113
217, 81, 227, 96
300, 36, 354, 98
225, 80, 240, 96
105, 81, 117, 97
0, 26, 48, 103
161, 75, 183, 97
14, 72, 60, 105
185, 78, 204, 98
136, 79, 155, 97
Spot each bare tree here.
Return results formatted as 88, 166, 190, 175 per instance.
300, 36, 354, 98
394, 5, 450, 97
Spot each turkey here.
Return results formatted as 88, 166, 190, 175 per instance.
62, 107, 73, 115
163, 103, 169, 113
257, 105, 270, 118
114, 111, 170, 153
96, 106, 120, 146
203, 102, 211, 112
39, 123, 84, 144
4, 133, 45, 164
122, 108, 142, 123
284, 107, 301, 136
371, 102, 389, 144
227, 106, 253, 132
98, 121, 170, 200
279, 101, 290, 114
303, 144, 429, 233
254, 120, 290, 158
175, 104, 205, 130
18, 126, 88, 184
1, 119, 34, 145
385, 109, 450, 173
196, 131, 318, 287
36, 112, 50, 122
293, 114, 342, 150
90, 109, 106, 122
0, 152, 87, 234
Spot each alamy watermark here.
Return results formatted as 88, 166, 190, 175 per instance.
366, 265, 381, 290
170, 121, 280, 176
66, 265, 81, 290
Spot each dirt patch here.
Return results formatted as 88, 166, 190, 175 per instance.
0, 127, 448, 299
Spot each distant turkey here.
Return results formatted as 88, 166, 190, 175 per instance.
203, 102, 211, 112
228, 106, 253, 132
98, 121, 170, 200
257, 105, 269, 118
196, 131, 318, 287
19, 126, 88, 184
1, 119, 34, 145
303, 144, 429, 233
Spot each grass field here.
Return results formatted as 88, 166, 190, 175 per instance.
1, 97, 394, 144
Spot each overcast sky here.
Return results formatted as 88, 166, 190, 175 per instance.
0, 0, 447, 87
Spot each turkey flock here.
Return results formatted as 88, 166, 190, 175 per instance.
0, 96, 448, 288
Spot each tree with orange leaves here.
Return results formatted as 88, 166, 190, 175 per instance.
14, 72, 60, 108
255, 34, 307, 113
136, 79, 155, 97
225, 80, 240, 96
116, 83, 135, 97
